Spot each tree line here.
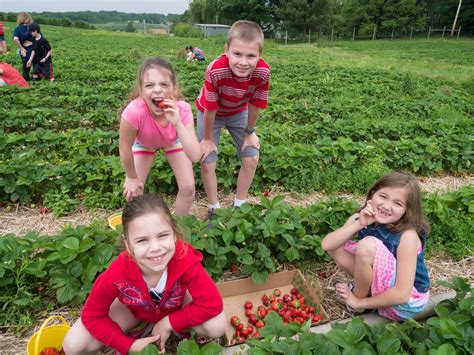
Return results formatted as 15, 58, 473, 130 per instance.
0, 11, 181, 31
184, 0, 474, 37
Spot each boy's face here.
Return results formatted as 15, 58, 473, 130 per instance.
225, 38, 261, 78
30, 30, 38, 36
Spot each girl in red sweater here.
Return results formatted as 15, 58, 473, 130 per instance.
63, 193, 226, 354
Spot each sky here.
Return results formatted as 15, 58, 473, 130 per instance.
0, 0, 191, 14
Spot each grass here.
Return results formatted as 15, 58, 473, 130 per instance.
274, 39, 474, 83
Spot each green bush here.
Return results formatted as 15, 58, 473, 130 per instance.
172, 22, 203, 38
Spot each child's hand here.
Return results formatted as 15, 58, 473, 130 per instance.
242, 132, 260, 151
200, 139, 217, 162
40, 58, 46, 63
20, 48, 27, 57
129, 334, 161, 353
335, 283, 360, 310
359, 200, 376, 227
160, 99, 180, 127
26, 60, 32, 68
152, 316, 173, 352
123, 177, 144, 202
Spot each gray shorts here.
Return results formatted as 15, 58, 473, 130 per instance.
197, 109, 259, 163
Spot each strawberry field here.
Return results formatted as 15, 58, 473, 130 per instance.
0, 24, 473, 354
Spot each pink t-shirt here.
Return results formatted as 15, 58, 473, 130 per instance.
122, 98, 193, 149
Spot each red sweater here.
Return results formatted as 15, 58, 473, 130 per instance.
81, 240, 223, 354
196, 54, 271, 117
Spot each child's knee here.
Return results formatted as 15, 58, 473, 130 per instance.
198, 310, 227, 338
62, 319, 102, 354
178, 183, 195, 198
355, 237, 377, 260
242, 155, 259, 169
201, 162, 216, 174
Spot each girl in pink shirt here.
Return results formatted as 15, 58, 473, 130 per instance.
119, 57, 200, 215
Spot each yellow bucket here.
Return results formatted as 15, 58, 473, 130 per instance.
27, 315, 70, 355
108, 211, 122, 230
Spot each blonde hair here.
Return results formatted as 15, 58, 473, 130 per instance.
360, 171, 430, 236
227, 20, 264, 53
118, 57, 182, 119
17, 12, 32, 25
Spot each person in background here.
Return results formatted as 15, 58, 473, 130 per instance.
26, 23, 54, 81
0, 21, 7, 54
62, 193, 226, 354
12, 12, 34, 81
185, 45, 205, 62
321, 171, 431, 321
0, 62, 29, 87
196, 20, 271, 219
118, 57, 201, 215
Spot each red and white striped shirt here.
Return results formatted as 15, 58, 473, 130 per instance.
196, 54, 271, 118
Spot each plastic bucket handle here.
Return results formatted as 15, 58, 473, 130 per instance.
34, 315, 68, 354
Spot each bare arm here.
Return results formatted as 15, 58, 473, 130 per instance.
246, 103, 259, 130
41, 49, 52, 62
200, 108, 218, 161
321, 214, 362, 251
27, 50, 35, 66
119, 119, 143, 201
13, 36, 26, 57
175, 121, 201, 162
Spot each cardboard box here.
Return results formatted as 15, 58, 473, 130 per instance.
216, 269, 330, 346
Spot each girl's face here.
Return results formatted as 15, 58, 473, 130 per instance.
371, 186, 408, 225
125, 212, 176, 278
140, 67, 174, 117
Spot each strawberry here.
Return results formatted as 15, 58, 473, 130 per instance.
158, 101, 167, 109
230, 315, 240, 327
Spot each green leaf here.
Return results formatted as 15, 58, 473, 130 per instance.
200, 341, 223, 355
137, 343, 160, 355
176, 339, 200, 355
222, 230, 233, 245
251, 270, 268, 285
327, 328, 352, 348
376, 335, 400, 354
271, 195, 285, 207
93, 244, 115, 265
284, 247, 300, 262
67, 260, 83, 278
56, 278, 82, 303
62, 237, 80, 250
428, 343, 456, 355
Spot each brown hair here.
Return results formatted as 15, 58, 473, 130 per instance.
226, 20, 264, 53
360, 171, 430, 236
118, 57, 182, 119
122, 193, 184, 244
17, 12, 32, 25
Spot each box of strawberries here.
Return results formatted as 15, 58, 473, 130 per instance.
216, 269, 329, 346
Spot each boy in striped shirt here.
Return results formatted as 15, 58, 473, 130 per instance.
196, 20, 271, 218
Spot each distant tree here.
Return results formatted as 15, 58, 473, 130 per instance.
278, 0, 318, 36
60, 18, 72, 27
343, 0, 424, 37
126, 21, 135, 32
172, 22, 203, 37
